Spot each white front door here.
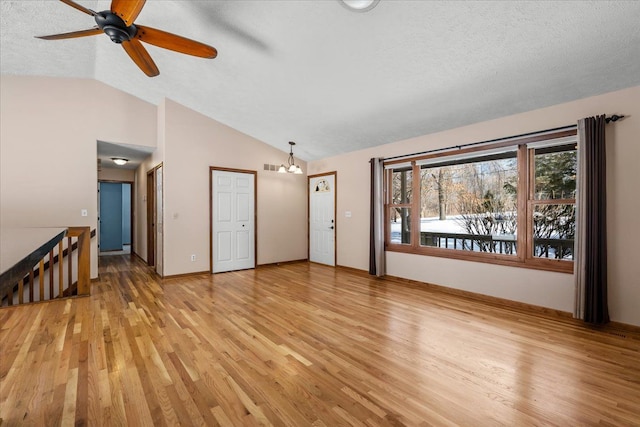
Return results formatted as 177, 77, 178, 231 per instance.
309, 173, 336, 266
212, 170, 256, 273
155, 166, 163, 276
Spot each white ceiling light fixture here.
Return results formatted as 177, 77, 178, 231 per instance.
278, 142, 303, 174
111, 157, 128, 166
339, 0, 380, 12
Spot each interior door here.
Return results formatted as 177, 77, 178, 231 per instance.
99, 182, 123, 252
212, 169, 255, 273
309, 173, 336, 266
155, 166, 163, 276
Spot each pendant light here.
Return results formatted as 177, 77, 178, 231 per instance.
278, 141, 303, 174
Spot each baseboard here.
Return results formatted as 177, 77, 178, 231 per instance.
258, 259, 308, 268
162, 270, 210, 279
336, 265, 369, 275
132, 251, 147, 264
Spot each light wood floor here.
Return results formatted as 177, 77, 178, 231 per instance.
1, 256, 639, 426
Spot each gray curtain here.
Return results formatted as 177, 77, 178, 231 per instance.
369, 158, 385, 276
574, 115, 609, 324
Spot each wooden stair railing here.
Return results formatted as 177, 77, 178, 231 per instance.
0, 227, 92, 307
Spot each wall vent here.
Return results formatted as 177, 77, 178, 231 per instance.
263, 164, 280, 172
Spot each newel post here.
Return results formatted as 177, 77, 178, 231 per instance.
68, 226, 91, 296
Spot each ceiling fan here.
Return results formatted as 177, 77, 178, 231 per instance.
36, 0, 217, 77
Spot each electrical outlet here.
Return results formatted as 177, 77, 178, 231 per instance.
81, 209, 88, 217
190, 254, 196, 262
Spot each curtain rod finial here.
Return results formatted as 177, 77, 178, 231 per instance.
605, 114, 625, 123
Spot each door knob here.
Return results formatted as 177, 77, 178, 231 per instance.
329, 226, 334, 229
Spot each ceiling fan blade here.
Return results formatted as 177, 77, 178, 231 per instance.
136, 25, 217, 59
111, 0, 146, 26
59, 0, 97, 16
35, 27, 102, 40
122, 39, 159, 77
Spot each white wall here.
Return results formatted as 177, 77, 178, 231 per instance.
308, 86, 640, 326
0, 75, 157, 278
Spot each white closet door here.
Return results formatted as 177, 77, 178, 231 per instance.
212, 170, 255, 273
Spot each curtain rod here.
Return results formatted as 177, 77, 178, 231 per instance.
383, 124, 576, 162
383, 114, 625, 162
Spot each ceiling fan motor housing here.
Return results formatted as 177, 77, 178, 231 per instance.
95, 11, 137, 44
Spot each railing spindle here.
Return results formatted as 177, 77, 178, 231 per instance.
28, 269, 34, 303
39, 260, 45, 301
67, 237, 72, 290
19, 277, 24, 304
58, 241, 64, 298
49, 250, 54, 298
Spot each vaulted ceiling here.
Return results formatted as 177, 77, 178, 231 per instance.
2, 0, 639, 161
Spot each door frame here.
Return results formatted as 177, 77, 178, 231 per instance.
209, 167, 258, 273
146, 163, 162, 267
308, 171, 337, 266
98, 179, 134, 254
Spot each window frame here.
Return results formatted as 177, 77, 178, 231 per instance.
384, 130, 576, 274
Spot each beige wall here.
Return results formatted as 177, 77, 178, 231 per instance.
159, 99, 307, 276
0, 75, 157, 278
132, 100, 166, 264
308, 86, 640, 326
98, 167, 135, 182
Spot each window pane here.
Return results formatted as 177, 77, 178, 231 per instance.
391, 168, 412, 204
534, 146, 576, 200
389, 207, 411, 244
419, 157, 518, 255
532, 204, 575, 260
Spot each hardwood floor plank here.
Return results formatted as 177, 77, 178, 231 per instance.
1, 255, 639, 426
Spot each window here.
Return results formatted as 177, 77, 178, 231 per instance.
384, 131, 576, 273
389, 168, 412, 244
530, 144, 576, 262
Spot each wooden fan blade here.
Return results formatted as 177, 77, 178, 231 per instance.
35, 27, 102, 40
59, 0, 96, 16
136, 25, 217, 59
111, 0, 146, 26
122, 39, 159, 77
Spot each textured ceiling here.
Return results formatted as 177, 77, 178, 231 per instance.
2, 0, 639, 161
